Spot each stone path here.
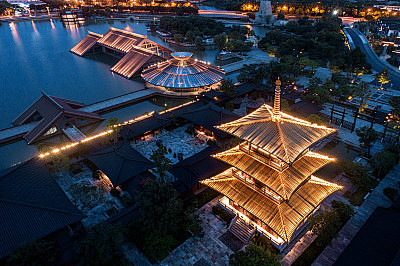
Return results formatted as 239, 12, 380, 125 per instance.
281, 231, 317, 266
312, 163, 400, 266
159, 197, 234, 266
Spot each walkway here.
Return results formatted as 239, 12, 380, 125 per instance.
159, 197, 233, 265
0, 122, 38, 143
79, 89, 156, 113
312, 163, 400, 266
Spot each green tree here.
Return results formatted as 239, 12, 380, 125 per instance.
229, 243, 280, 266
389, 96, 400, 124
339, 160, 375, 189
7, 240, 60, 266
185, 30, 195, 43
74, 223, 127, 266
213, 33, 227, 51
356, 126, 379, 156
174, 33, 184, 44
136, 179, 183, 236
219, 78, 236, 98
150, 144, 172, 182
281, 98, 291, 113
303, 78, 331, 106
306, 114, 324, 125
299, 56, 319, 74
195, 36, 205, 51
352, 81, 371, 113
370, 150, 397, 179
106, 117, 121, 145
375, 68, 390, 89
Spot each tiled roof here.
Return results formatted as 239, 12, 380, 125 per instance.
86, 141, 154, 187
0, 159, 85, 259
202, 169, 341, 242
97, 27, 146, 53
217, 104, 336, 164
70, 31, 102, 56
214, 145, 334, 200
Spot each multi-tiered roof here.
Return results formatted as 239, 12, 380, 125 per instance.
202, 80, 341, 243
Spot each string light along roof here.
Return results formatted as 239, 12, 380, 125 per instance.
141, 52, 225, 89
216, 83, 336, 164
213, 145, 334, 200
201, 168, 342, 242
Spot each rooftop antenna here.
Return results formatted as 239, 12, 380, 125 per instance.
273, 78, 281, 121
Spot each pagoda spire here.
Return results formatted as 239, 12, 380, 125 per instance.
273, 78, 282, 121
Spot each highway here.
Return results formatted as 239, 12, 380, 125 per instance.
346, 27, 400, 89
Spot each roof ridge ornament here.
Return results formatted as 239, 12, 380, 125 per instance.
272, 78, 281, 122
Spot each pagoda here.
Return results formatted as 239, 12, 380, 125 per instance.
201, 80, 342, 250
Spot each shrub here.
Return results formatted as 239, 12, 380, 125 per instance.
185, 125, 194, 134
383, 187, 398, 202
110, 188, 121, 198
69, 163, 83, 175
7, 240, 60, 265
370, 150, 397, 179
212, 205, 234, 224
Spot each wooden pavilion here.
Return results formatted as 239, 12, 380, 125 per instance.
201, 80, 341, 249
70, 27, 173, 79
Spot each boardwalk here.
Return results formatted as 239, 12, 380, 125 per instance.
0, 122, 39, 144
312, 163, 400, 266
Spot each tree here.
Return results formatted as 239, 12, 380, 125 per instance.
303, 78, 331, 106
389, 96, 400, 123
370, 150, 397, 179
106, 117, 121, 145
265, 14, 273, 24
213, 33, 227, 51
383, 187, 398, 202
174, 33, 184, 44
356, 126, 379, 156
229, 243, 280, 266
74, 223, 127, 266
277, 13, 285, 20
219, 78, 236, 98
339, 160, 375, 189
195, 36, 204, 51
352, 81, 371, 113
7, 240, 60, 265
307, 114, 324, 125
375, 68, 390, 89
185, 30, 195, 43
150, 144, 172, 182
299, 56, 319, 74
136, 179, 183, 236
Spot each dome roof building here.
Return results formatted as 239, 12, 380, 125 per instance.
141, 52, 225, 92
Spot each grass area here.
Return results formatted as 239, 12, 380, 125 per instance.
212, 205, 234, 224
344, 187, 369, 206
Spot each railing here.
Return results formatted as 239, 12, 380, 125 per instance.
228, 214, 238, 230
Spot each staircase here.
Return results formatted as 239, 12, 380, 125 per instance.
229, 216, 255, 243
62, 125, 86, 142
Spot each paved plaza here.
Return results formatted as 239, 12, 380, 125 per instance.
159, 197, 234, 266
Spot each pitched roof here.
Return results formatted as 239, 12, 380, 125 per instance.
13, 92, 103, 144
169, 145, 229, 190
120, 113, 171, 140
0, 159, 85, 259
179, 103, 240, 138
202, 169, 341, 242
110, 46, 160, 78
70, 31, 103, 56
213, 145, 334, 200
97, 27, 147, 53
85, 141, 154, 187
217, 104, 336, 164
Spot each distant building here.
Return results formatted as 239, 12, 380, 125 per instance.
141, 52, 225, 93
71, 27, 173, 79
255, 0, 273, 24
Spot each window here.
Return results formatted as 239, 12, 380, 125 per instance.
44, 126, 57, 136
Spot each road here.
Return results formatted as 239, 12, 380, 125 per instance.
346, 27, 400, 89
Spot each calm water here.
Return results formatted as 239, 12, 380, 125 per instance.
0, 18, 220, 129
0, 17, 268, 169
